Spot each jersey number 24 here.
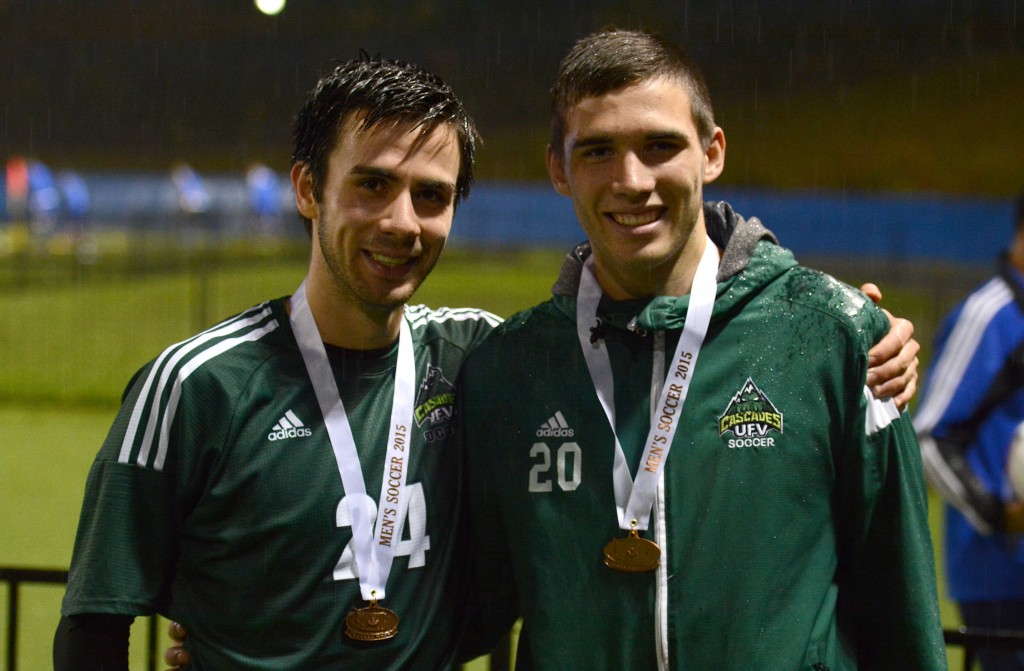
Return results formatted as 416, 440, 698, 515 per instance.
332, 483, 432, 581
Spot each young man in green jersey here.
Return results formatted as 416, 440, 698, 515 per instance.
460, 29, 946, 670
123, 49, 916, 669
54, 56, 503, 670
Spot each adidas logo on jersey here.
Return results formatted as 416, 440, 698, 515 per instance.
268, 410, 313, 441
536, 411, 575, 438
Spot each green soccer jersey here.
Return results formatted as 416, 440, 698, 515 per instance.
462, 205, 947, 670
62, 297, 499, 669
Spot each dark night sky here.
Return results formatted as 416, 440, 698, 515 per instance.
1, 0, 1021, 186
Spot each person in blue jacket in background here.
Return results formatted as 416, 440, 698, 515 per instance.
916, 191, 1024, 671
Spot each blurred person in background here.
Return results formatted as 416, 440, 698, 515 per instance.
27, 158, 60, 238
916, 192, 1024, 671
245, 162, 285, 238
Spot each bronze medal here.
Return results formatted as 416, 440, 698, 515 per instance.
345, 599, 399, 642
603, 528, 661, 572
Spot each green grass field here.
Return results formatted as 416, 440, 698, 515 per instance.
0, 249, 967, 669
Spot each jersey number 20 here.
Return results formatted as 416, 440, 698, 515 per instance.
529, 442, 582, 492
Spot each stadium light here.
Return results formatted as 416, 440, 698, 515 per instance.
254, 0, 285, 16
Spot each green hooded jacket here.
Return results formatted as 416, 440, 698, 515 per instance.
461, 202, 946, 670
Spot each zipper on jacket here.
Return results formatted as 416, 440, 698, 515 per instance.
651, 333, 669, 670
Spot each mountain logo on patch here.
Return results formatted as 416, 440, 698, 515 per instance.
717, 378, 783, 440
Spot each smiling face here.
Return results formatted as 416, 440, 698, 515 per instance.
547, 76, 725, 300
293, 113, 460, 330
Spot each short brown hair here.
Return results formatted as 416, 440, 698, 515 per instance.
550, 29, 715, 157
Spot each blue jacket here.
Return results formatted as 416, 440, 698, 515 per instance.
915, 259, 1024, 602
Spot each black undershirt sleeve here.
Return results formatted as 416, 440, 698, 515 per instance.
53, 614, 133, 671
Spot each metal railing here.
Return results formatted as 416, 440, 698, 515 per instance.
945, 626, 1024, 670
5, 565, 1022, 671
1, 567, 157, 671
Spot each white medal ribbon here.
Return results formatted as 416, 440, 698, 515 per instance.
290, 280, 415, 602
576, 236, 718, 531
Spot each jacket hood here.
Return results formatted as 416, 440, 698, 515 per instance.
549, 201, 798, 331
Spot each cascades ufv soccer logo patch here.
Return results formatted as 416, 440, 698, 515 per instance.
414, 365, 457, 444
718, 377, 783, 449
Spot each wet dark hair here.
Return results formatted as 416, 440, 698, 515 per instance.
550, 29, 715, 157
292, 54, 479, 232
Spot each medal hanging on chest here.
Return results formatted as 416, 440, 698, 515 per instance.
603, 526, 662, 572
576, 237, 719, 572
345, 598, 400, 641
290, 281, 416, 642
